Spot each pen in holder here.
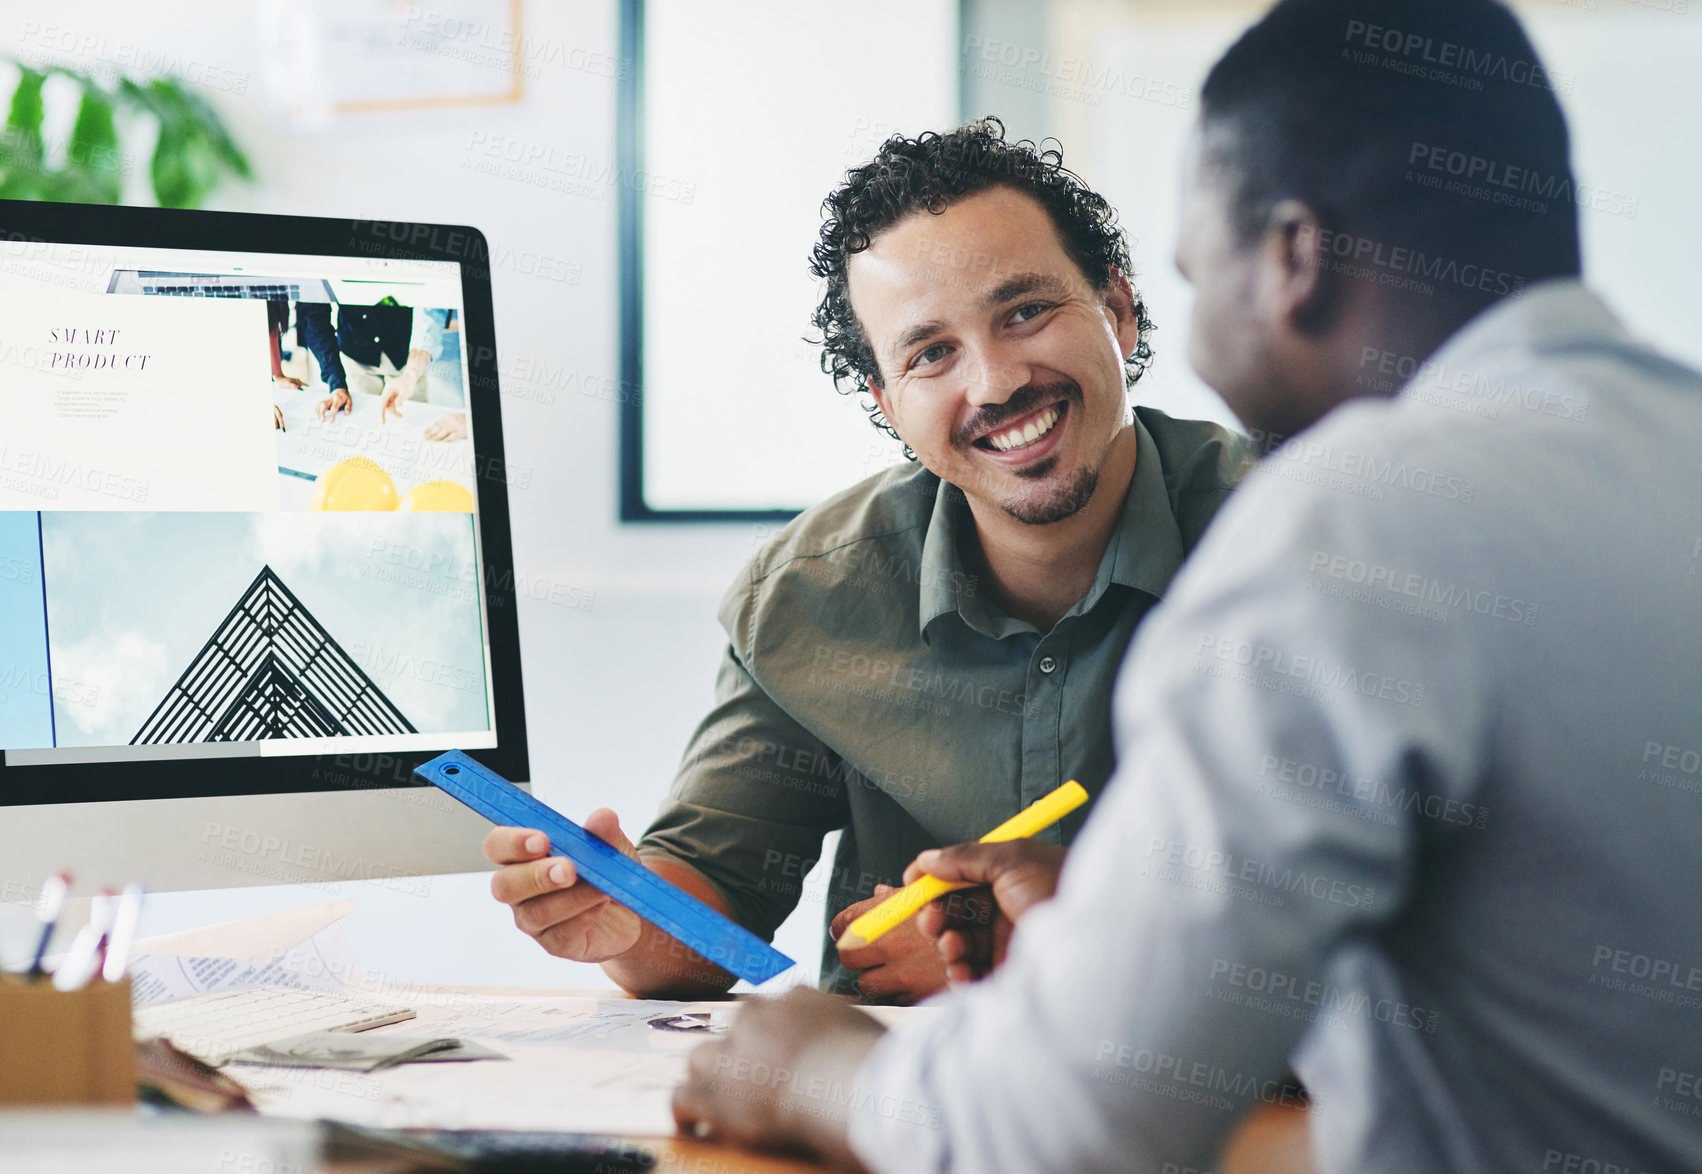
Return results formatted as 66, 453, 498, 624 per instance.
0, 973, 135, 1106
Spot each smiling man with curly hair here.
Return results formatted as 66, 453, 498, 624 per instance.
482, 118, 1255, 1004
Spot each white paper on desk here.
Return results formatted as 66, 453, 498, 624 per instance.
248, 994, 696, 1134
858, 1004, 945, 1031
272, 384, 476, 498
128, 899, 362, 1006
248, 1042, 688, 1135
378, 993, 665, 1045
246, 990, 945, 1136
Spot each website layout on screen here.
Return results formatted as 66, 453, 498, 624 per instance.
0, 239, 499, 765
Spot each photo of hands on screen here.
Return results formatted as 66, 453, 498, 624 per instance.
0, 245, 498, 765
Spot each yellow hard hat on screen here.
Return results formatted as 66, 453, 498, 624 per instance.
400, 480, 475, 513
313, 457, 399, 511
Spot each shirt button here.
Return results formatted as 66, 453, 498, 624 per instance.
1038, 656, 1058, 674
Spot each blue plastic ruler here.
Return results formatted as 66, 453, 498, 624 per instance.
414, 749, 794, 985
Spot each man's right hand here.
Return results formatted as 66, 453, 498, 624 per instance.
485, 810, 645, 963
908, 841, 1067, 985
316, 388, 353, 421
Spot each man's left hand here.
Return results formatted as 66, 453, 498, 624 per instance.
832, 886, 950, 1004
672, 987, 884, 1171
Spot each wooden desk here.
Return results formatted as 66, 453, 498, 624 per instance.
1221, 1104, 1313, 1174
641, 1137, 829, 1172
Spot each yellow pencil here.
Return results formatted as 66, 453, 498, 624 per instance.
835, 780, 1089, 951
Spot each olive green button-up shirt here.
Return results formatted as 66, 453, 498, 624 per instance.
636, 407, 1254, 992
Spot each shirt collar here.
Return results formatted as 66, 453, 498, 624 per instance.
917, 478, 972, 636
916, 411, 1187, 640
1103, 411, 1188, 601
1412, 278, 1623, 384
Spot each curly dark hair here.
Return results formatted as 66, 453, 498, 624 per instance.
809, 116, 1156, 449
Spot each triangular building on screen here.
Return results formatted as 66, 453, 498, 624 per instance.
133, 565, 415, 744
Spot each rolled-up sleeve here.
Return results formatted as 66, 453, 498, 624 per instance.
845, 433, 1498, 1172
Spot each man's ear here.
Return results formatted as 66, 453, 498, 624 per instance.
1102, 268, 1145, 361
867, 378, 891, 424
1260, 199, 1335, 335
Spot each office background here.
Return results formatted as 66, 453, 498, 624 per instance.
1, 0, 1695, 989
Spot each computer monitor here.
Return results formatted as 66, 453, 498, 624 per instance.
0, 200, 527, 906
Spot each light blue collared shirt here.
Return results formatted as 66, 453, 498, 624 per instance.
849, 281, 1702, 1173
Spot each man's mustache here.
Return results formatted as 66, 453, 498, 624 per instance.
952, 380, 1083, 449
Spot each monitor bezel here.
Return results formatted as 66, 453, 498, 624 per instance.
0, 198, 529, 805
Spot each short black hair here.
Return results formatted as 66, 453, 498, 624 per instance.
1201, 0, 1581, 316
810, 117, 1154, 447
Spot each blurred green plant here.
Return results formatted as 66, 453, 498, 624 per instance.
0, 60, 250, 208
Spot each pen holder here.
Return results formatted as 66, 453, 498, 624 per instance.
0, 974, 134, 1106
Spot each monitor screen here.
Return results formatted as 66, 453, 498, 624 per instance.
0, 202, 526, 808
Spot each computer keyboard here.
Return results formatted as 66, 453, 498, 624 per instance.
133, 987, 415, 1065
140, 282, 301, 298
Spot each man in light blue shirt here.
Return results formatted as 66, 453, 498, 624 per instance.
671, 1, 1702, 1171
